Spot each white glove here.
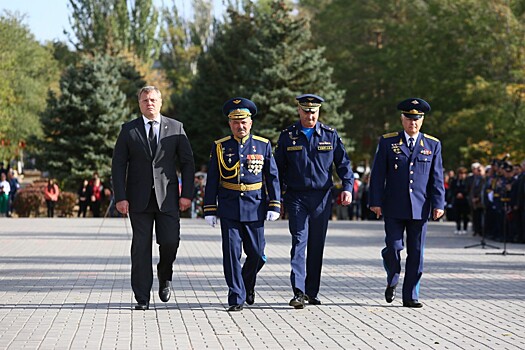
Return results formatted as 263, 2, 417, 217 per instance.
487, 191, 494, 203
205, 215, 217, 227
266, 211, 280, 221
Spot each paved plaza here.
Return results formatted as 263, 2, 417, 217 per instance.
0, 218, 524, 349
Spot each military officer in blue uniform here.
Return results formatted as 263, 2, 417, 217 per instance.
369, 98, 445, 308
203, 97, 281, 312
274, 94, 354, 309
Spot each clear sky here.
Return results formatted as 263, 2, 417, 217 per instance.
0, 0, 223, 44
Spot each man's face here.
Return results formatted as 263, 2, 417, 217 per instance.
298, 107, 319, 128
139, 90, 162, 119
229, 117, 252, 139
401, 115, 424, 136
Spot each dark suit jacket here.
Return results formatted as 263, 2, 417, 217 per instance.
112, 115, 195, 213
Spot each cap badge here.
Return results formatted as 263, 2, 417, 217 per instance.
233, 99, 241, 104
411, 100, 419, 105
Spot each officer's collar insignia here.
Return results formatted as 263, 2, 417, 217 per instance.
398, 138, 403, 145
420, 139, 424, 147
233, 99, 241, 104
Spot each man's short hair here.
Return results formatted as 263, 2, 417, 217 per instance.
137, 86, 161, 100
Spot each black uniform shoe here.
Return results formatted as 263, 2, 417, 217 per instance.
385, 285, 396, 303
246, 290, 255, 305
159, 280, 171, 302
227, 304, 244, 312
134, 302, 149, 311
306, 295, 321, 305
289, 291, 305, 309
403, 300, 423, 308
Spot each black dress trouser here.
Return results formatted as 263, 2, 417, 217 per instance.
129, 189, 180, 303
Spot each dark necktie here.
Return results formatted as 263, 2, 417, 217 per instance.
148, 121, 157, 156
408, 137, 414, 153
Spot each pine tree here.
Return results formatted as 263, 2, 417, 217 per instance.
177, 0, 350, 167
249, 1, 350, 143
38, 55, 130, 189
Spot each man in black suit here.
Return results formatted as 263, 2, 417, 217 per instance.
112, 86, 195, 310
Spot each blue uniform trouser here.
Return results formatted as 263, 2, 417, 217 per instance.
220, 218, 266, 306
285, 189, 332, 297
382, 217, 427, 302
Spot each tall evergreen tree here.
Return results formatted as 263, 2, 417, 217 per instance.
177, 0, 349, 166
38, 55, 130, 189
249, 1, 350, 143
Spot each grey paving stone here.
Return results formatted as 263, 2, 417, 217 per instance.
0, 218, 524, 349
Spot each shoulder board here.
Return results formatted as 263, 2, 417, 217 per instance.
424, 134, 440, 142
214, 136, 231, 144
252, 135, 269, 143
382, 132, 398, 139
320, 123, 335, 132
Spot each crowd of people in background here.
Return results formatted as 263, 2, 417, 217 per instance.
325, 157, 525, 245
1, 157, 525, 243
0, 163, 116, 218
0, 162, 20, 217
444, 159, 525, 244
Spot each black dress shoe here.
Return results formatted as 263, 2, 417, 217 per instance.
134, 302, 149, 310
227, 304, 244, 312
403, 300, 423, 308
159, 280, 171, 302
289, 291, 305, 309
306, 295, 321, 305
385, 285, 396, 303
246, 290, 255, 305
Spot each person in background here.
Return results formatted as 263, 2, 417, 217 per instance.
0, 172, 10, 217
449, 167, 470, 234
89, 173, 104, 217
193, 172, 206, 218
515, 160, 525, 243
369, 97, 445, 308
77, 179, 91, 217
44, 178, 60, 218
7, 170, 20, 217
468, 163, 485, 236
